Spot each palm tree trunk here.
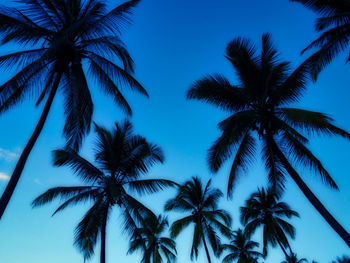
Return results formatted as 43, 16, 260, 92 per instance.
0, 71, 63, 220
100, 208, 108, 263
277, 239, 289, 258
202, 235, 212, 263
269, 136, 350, 247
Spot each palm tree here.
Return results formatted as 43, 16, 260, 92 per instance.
0, 0, 147, 219
165, 177, 232, 263
222, 228, 263, 263
32, 120, 176, 263
332, 256, 350, 263
186, 33, 350, 247
240, 188, 298, 257
282, 253, 308, 263
128, 215, 177, 263
290, 0, 350, 79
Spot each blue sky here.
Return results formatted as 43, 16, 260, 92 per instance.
0, 0, 350, 262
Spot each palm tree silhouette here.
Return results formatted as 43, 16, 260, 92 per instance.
332, 256, 350, 263
32, 120, 175, 263
128, 215, 177, 263
165, 176, 232, 263
240, 188, 298, 257
187, 33, 350, 247
290, 0, 350, 79
222, 228, 263, 263
0, 0, 147, 219
282, 253, 308, 263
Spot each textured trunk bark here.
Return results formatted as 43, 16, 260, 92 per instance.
0, 71, 63, 219
269, 136, 350, 247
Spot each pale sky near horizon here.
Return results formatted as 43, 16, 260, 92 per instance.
0, 0, 350, 262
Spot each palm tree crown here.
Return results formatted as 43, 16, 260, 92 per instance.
128, 215, 177, 263
186, 33, 350, 246
282, 253, 308, 263
32, 120, 175, 263
290, 0, 350, 79
165, 176, 232, 263
0, 0, 147, 219
222, 228, 263, 263
240, 188, 299, 257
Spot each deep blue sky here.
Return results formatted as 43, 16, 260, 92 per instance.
0, 0, 350, 262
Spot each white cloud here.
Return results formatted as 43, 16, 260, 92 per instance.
0, 172, 10, 181
0, 148, 19, 162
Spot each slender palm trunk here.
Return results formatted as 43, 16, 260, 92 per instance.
286, 241, 293, 256
269, 136, 350, 247
100, 208, 108, 263
202, 235, 212, 263
0, 71, 63, 220
277, 239, 289, 258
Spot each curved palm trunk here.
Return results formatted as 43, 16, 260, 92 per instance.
269, 136, 350, 247
202, 235, 212, 263
0, 71, 63, 219
100, 208, 108, 263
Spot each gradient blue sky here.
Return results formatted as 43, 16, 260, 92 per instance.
0, 0, 350, 262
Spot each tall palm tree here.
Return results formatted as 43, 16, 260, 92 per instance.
165, 177, 232, 263
186, 33, 350, 247
32, 120, 176, 263
282, 253, 308, 263
128, 215, 177, 263
240, 188, 299, 257
290, 0, 350, 79
222, 228, 263, 263
0, 0, 147, 219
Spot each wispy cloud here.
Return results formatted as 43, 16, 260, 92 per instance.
0, 148, 20, 162
0, 172, 10, 181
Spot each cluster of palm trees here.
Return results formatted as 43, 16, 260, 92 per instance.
0, 0, 350, 262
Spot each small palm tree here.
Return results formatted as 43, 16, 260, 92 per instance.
290, 0, 350, 79
165, 177, 232, 263
240, 188, 299, 257
32, 120, 176, 263
222, 228, 263, 263
0, 0, 147, 219
128, 215, 177, 263
187, 33, 350, 247
332, 256, 350, 263
282, 253, 308, 263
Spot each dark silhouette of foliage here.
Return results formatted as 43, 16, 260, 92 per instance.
187, 33, 350, 247
32, 120, 176, 263
128, 215, 177, 263
290, 0, 350, 79
332, 256, 350, 263
282, 253, 308, 263
222, 228, 263, 263
165, 176, 232, 263
241, 188, 298, 257
0, 0, 147, 219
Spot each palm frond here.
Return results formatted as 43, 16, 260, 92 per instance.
62, 64, 93, 151
32, 186, 93, 207
227, 132, 256, 197
187, 74, 248, 111
126, 179, 177, 195
281, 130, 338, 189
53, 149, 103, 183
280, 108, 350, 139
